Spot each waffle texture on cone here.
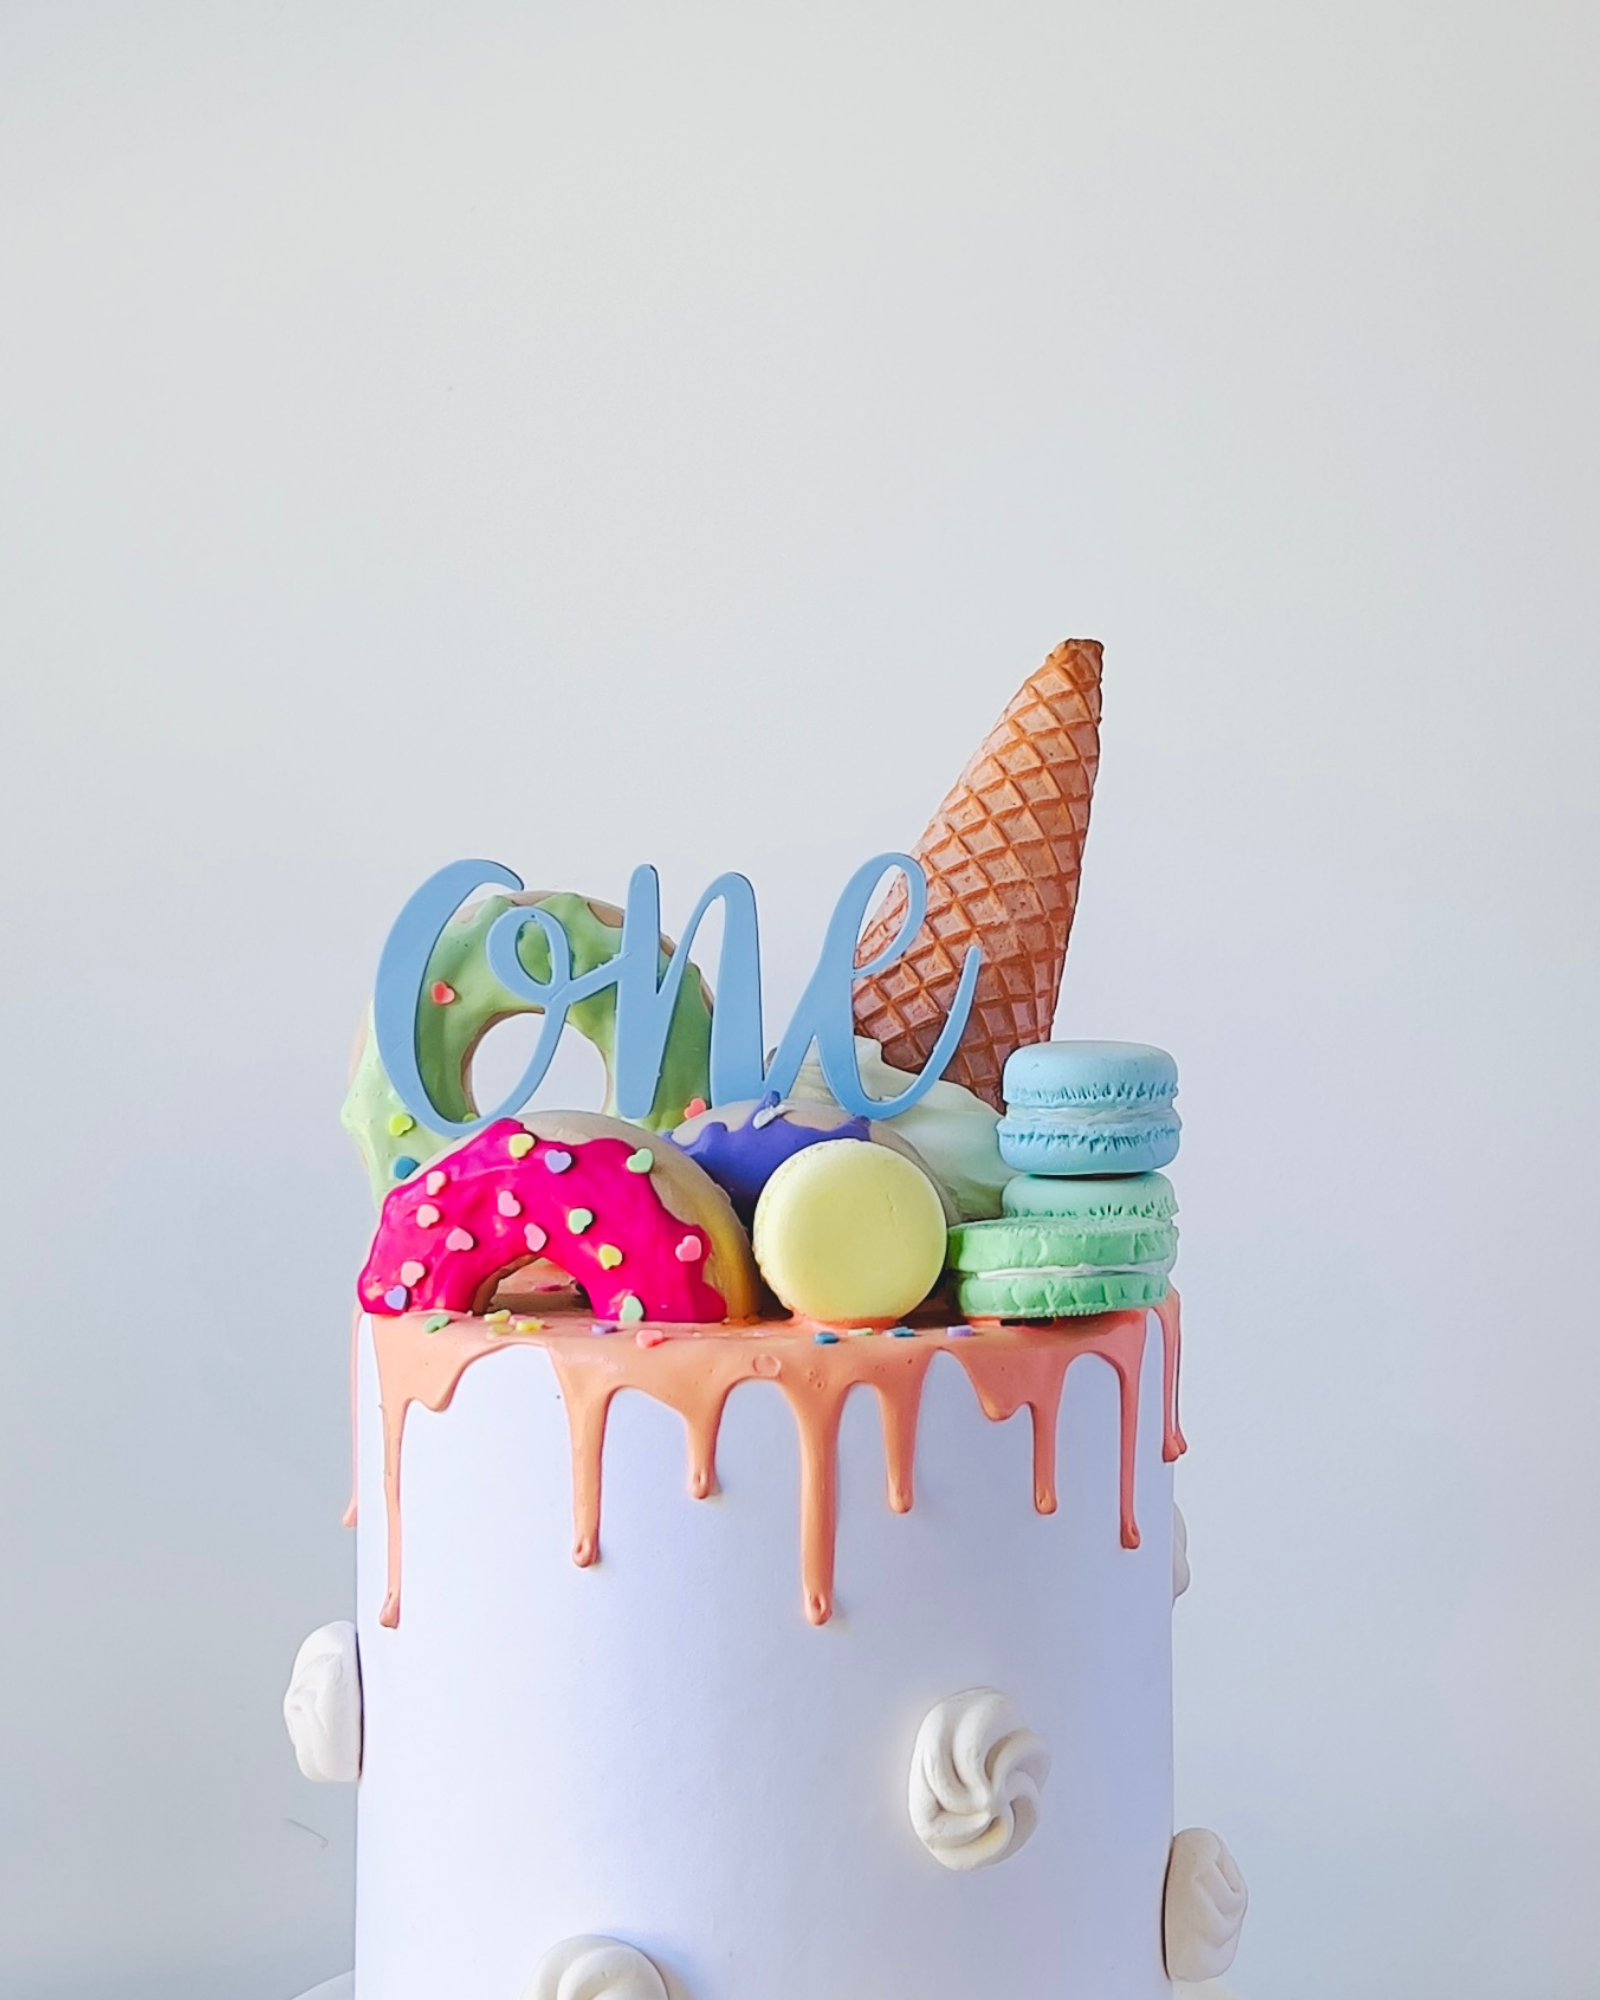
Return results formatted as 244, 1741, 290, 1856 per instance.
853, 639, 1103, 1109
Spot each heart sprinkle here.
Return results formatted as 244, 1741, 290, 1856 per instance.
496, 1190, 522, 1217
674, 1234, 703, 1262
430, 981, 457, 1005
425, 1170, 448, 1195
445, 1227, 475, 1252
392, 1155, 418, 1179
399, 1260, 426, 1285
388, 1112, 416, 1137
618, 1294, 645, 1324
507, 1133, 535, 1159
523, 1223, 549, 1254
416, 1204, 441, 1227
682, 1097, 708, 1120
567, 1208, 594, 1234
545, 1149, 574, 1174
384, 1285, 410, 1311
597, 1244, 623, 1270
625, 1147, 654, 1174
423, 1313, 451, 1334
635, 1325, 667, 1348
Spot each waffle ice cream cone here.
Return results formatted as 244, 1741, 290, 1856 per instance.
852, 639, 1102, 1109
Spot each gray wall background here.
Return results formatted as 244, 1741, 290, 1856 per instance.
2, 4, 1597, 1996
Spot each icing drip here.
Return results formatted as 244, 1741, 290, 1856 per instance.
367, 1294, 1186, 1631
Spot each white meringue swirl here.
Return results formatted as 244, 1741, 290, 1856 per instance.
908, 1687, 1051, 1871
283, 1620, 362, 1784
1164, 1826, 1248, 1980
524, 1936, 670, 2000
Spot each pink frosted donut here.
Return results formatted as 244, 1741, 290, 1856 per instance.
357, 1113, 760, 1324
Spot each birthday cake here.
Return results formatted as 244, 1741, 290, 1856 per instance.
284, 641, 1249, 1999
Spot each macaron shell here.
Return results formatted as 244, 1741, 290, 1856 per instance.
953, 1268, 1172, 1319
752, 1138, 947, 1323
946, 1217, 1179, 1275
1001, 1169, 1177, 1221
996, 1113, 1180, 1177
1001, 1039, 1179, 1110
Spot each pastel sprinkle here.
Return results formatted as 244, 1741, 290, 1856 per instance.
813, 1330, 840, 1345
416, 1204, 442, 1227
625, 1147, 654, 1174
947, 1323, 975, 1339
597, 1244, 624, 1271
496, 1190, 523, 1218
635, 1325, 668, 1349
391, 1155, 418, 1180
591, 1321, 617, 1336
423, 1314, 451, 1334
567, 1207, 595, 1234
384, 1285, 410, 1311
399, 1260, 426, 1286
618, 1294, 646, 1324
890, 1326, 917, 1340
524, 1223, 549, 1254
847, 1327, 876, 1338
673, 1234, 703, 1263
510, 1317, 545, 1334
485, 1308, 510, 1323
430, 981, 457, 1005
388, 1112, 415, 1137
425, 1170, 449, 1195
752, 1094, 791, 1131
445, 1227, 475, 1252
507, 1133, 535, 1159
545, 1149, 574, 1174
682, 1097, 708, 1119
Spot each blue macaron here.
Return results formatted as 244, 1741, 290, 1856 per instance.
997, 1041, 1180, 1176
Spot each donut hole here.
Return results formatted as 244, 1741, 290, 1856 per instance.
485, 1259, 591, 1315
468, 1011, 609, 1121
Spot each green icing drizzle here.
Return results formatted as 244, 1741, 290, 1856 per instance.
340, 892, 713, 1204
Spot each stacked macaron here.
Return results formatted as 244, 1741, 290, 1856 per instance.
947, 1042, 1181, 1319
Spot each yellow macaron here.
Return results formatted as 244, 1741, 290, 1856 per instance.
752, 1138, 947, 1323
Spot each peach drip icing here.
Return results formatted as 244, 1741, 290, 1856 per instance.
367, 1292, 1185, 1630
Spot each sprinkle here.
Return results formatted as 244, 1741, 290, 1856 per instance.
635, 1326, 668, 1349
391, 1155, 418, 1180
625, 1147, 654, 1174
425, 1170, 449, 1195
423, 1313, 451, 1334
545, 1149, 574, 1174
388, 1112, 415, 1137
430, 981, 457, 1005
485, 1308, 510, 1323
751, 1092, 792, 1131
416, 1203, 441, 1227
618, 1294, 645, 1324
399, 1260, 426, 1286
523, 1224, 549, 1253
597, 1244, 624, 1270
846, 1326, 875, 1337
682, 1097, 708, 1119
383, 1285, 410, 1311
947, 1323, 975, 1339
510, 1317, 545, 1334
507, 1133, 535, 1159
590, 1321, 617, 1336
567, 1208, 595, 1234
813, 1330, 840, 1345
890, 1326, 917, 1339
496, 1190, 523, 1218
673, 1234, 703, 1262
445, 1227, 475, 1252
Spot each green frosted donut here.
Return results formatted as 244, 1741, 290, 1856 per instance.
341, 891, 713, 1203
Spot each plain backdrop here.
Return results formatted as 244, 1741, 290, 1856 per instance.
2, 4, 1597, 1997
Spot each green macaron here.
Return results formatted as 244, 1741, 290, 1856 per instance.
946, 1171, 1178, 1319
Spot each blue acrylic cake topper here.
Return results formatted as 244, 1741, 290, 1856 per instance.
373, 853, 981, 1135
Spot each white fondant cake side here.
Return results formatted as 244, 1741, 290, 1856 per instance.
353, 1323, 1176, 1999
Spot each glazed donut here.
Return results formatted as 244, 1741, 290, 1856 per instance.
357, 1111, 761, 1325
341, 891, 713, 1203
669, 1093, 958, 1227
